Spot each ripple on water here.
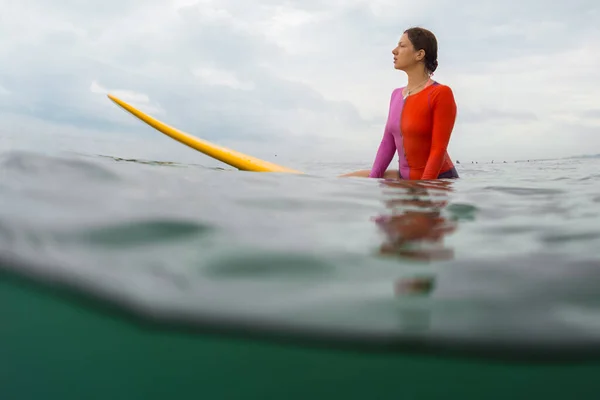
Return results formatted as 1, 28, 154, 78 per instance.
0, 151, 118, 180
204, 250, 338, 279
484, 186, 565, 196
71, 220, 216, 248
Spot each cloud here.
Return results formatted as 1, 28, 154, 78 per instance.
0, 0, 599, 168
460, 108, 539, 127
580, 109, 600, 120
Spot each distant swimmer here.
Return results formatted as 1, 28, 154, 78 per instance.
341, 27, 459, 180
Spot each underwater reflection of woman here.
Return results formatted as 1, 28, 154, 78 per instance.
374, 180, 457, 261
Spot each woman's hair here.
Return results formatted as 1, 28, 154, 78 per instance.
404, 27, 438, 74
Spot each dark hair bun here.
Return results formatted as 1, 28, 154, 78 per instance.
426, 59, 438, 73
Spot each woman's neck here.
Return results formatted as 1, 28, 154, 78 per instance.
405, 67, 431, 90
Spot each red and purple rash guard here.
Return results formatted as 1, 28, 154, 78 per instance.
369, 81, 458, 180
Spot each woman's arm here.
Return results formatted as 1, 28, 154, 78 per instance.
421, 85, 457, 180
369, 90, 399, 178
368, 127, 396, 178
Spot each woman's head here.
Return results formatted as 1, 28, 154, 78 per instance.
392, 27, 438, 75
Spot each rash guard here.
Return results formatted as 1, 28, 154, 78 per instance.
369, 81, 458, 180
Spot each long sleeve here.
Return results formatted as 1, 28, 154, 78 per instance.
421, 86, 457, 180
368, 127, 396, 178
369, 90, 399, 178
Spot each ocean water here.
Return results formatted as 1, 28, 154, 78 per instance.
1, 147, 600, 360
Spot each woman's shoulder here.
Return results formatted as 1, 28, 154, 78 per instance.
429, 81, 456, 103
390, 87, 404, 97
430, 81, 453, 93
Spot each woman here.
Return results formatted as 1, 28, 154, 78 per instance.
342, 27, 459, 180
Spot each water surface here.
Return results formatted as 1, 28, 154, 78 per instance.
1, 149, 599, 359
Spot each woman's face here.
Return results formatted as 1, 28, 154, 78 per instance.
392, 33, 422, 71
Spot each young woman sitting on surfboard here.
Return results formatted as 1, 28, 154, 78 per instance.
342, 27, 459, 180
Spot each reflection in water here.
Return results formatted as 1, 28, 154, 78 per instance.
374, 179, 457, 263
373, 179, 459, 306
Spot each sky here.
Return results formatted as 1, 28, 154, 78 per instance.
1, 0, 599, 168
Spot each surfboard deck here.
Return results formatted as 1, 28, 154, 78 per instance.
107, 94, 302, 174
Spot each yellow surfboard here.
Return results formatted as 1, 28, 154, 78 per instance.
107, 94, 302, 174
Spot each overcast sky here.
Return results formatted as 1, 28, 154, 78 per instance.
1, 0, 599, 167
